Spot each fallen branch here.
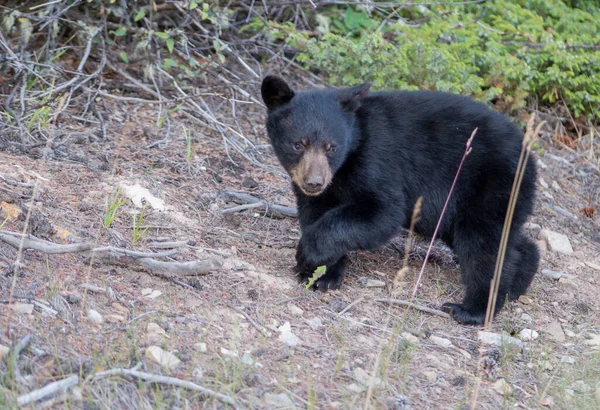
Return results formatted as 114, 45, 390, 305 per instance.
0, 230, 175, 258
17, 374, 79, 406
88, 368, 239, 408
220, 191, 297, 218
137, 257, 223, 278
375, 298, 451, 319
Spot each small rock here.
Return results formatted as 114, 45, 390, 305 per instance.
551, 180, 561, 191
491, 378, 512, 395
264, 392, 295, 408
329, 299, 348, 312
585, 261, 600, 271
524, 222, 541, 238
520, 313, 533, 323
220, 348, 239, 358
354, 367, 384, 389
346, 383, 365, 393
544, 321, 566, 342
87, 309, 103, 325
564, 329, 575, 338
540, 269, 564, 280
11, 303, 34, 314
543, 191, 554, 200
141, 288, 153, 296
105, 314, 126, 323
145, 346, 181, 370
429, 335, 452, 348
477, 331, 523, 349
287, 303, 304, 316
540, 230, 574, 255
146, 290, 162, 299
558, 277, 577, 290
518, 329, 539, 341
192, 367, 203, 379
386, 395, 412, 410
242, 352, 254, 365
571, 380, 590, 393
147, 322, 168, 341
0, 345, 10, 359
518, 295, 533, 304
540, 396, 555, 406
194, 342, 207, 353
365, 279, 386, 288
560, 356, 576, 364
423, 371, 437, 383
111, 302, 129, 315
306, 317, 323, 330
401, 332, 419, 345
278, 322, 300, 347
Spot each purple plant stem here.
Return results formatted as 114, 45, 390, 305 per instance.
411, 127, 478, 298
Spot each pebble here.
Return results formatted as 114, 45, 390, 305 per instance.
584, 334, 600, 349
540, 396, 555, 406
521, 313, 533, 323
0, 344, 10, 359
402, 332, 419, 345
365, 279, 386, 288
105, 314, 126, 323
242, 352, 254, 365
558, 277, 577, 290
354, 367, 384, 389
11, 303, 34, 315
87, 309, 103, 325
551, 180, 561, 191
540, 269, 565, 280
544, 321, 566, 342
429, 335, 452, 348
491, 378, 512, 395
423, 371, 437, 383
518, 295, 533, 304
145, 346, 181, 370
141, 288, 153, 296
147, 322, 168, 341
540, 230, 574, 255
306, 317, 323, 330
518, 329, 539, 341
278, 322, 300, 347
220, 348, 239, 357
560, 356, 576, 364
264, 393, 295, 408
287, 303, 304, 316
194, 342, 207, 353
477, 331, 523, 349
145, 290, 162, 299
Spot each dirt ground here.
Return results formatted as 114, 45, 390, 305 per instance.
1, 84, 599, 409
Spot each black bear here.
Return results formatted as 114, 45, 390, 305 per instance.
261, 75, 539, 325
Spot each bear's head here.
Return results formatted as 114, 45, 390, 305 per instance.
261, 75, 370, 196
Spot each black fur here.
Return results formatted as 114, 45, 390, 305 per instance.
261, 76, 539, 325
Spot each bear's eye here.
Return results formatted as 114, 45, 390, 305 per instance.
327, 145, 337, 153
292, 142, 303, 151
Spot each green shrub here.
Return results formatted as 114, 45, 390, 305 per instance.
270, 0, 600, 122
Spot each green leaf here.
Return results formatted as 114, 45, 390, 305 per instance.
166, 38, 174, 53
305, 266, 327, 290
113, 27, 126, 37
134, 9, 146, 22
163, 58, 177, 70
155, 31, 170, 40
189, 1, 199, 10
119, 52, 129, 63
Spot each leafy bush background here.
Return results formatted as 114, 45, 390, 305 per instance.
265, 0, 600, 122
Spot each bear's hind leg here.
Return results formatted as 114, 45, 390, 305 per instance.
508, 233, 539, 299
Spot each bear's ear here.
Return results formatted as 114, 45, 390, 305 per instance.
337, 82, 371, 112
261, 76, 295, 111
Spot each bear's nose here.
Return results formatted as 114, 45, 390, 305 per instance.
305, 175, 324, 189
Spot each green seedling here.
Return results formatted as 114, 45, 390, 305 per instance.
104, 191, 127, 228
132, 206, 150, 244
305, 265, 326, 290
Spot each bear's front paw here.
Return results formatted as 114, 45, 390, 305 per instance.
442, 302, 485, 326
295, 231, 340, 273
